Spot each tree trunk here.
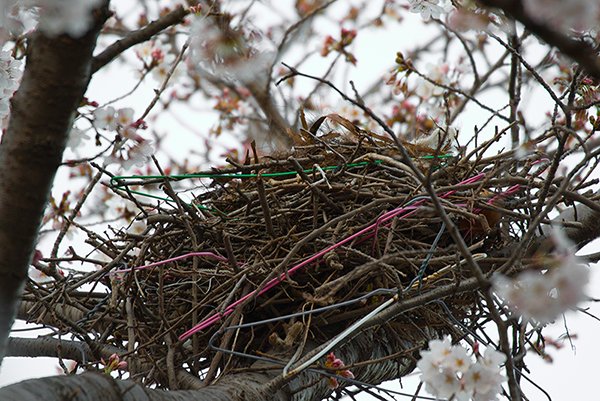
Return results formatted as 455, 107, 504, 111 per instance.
0, 3, 109, 362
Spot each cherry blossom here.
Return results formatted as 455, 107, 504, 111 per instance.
93, 106, 118, 131
414, 63, 450, 99
2, 0, 103, 38
66, 126, 91, 151
100, 353, 127, 374
492, 229, 589, 323
135, 41, 180, 83
417, 338, 506, 401
0, 50, 23, 128
122, 140, 154, 169
407, 0, 452, 21
323, 352, 354, 390
104, 138, 154, 170
116, 107, 134, 127
189, 16, 275, 85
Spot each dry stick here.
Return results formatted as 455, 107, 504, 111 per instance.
164, 334, 178, 390
486, 30, 567, 115
222, 232, 240, 273
272, 0, 337, 70
278, 65, 523, 399
49, 170, 103, 277
256, 173, 276, 238
202, 309, 242, 386
449, 45, 512, 124
139, 38, 190, 122
535, 69, 582, 217
507, 21, 522, 149
288, 157, 341, 212
125, 297, 137, 377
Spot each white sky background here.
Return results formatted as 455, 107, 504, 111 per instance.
1, 1, 600, 400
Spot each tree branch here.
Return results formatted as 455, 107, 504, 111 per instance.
92, 6, 190, 73
479, 0, 600, 80
6, 337, 121, 364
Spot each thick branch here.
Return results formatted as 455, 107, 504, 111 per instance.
6, 337, 121, 363
0, 5, 109, 363
1, 321, 419, 401
479, 0, 600, 80
92, 6, 189, 73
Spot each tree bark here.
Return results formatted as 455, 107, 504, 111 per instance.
0, 3, 109, 363
0, 324, 418, 401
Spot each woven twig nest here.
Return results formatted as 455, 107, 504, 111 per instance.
71, 115, 541, 387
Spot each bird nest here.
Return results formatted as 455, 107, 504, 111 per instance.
26, 115, 551, 389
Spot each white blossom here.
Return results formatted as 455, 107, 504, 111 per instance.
127, 219, 147, 235
0, 50, 23, 128
66, 126, 91, 150
116, 107, 134, 126
2, 1, 103, 38
492, 229, 589, 323
105, 140, 154, 170
25, 0, 102, 37
415, 62, 449, 99
93, 106, 118, 131
152, 53, 178, 82
123, 140, 154, 169
417, 338, 506, 401
189, 16, 275, 85
407, 0, 452, 21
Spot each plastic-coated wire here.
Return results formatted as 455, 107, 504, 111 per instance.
108, 155, 455, 208
220, 288, 398, 331
283, 253, 487, 379
110, 156, 454, 187
414, 222, 446, 290
108, 161, 386, 207
284, 296, 398, 378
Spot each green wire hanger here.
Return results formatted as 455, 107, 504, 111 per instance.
109, 154, 454, 211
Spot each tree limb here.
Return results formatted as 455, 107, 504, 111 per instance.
92, 6, 190, 73
479, 0, 600, 80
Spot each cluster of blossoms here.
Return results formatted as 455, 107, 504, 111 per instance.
492, 230, 589, 323
324, 352, 354, 390
417, 338, 506, 401
384, 52, 451, 101
321, 28, 358, 65
1, 0, 102, 40
189, 15, 274, 85
92, 106, 154, 170
0, 50, 22, 129
405, 0, 600, 34
406, 0, 453, 21
135, 41, 179, 83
